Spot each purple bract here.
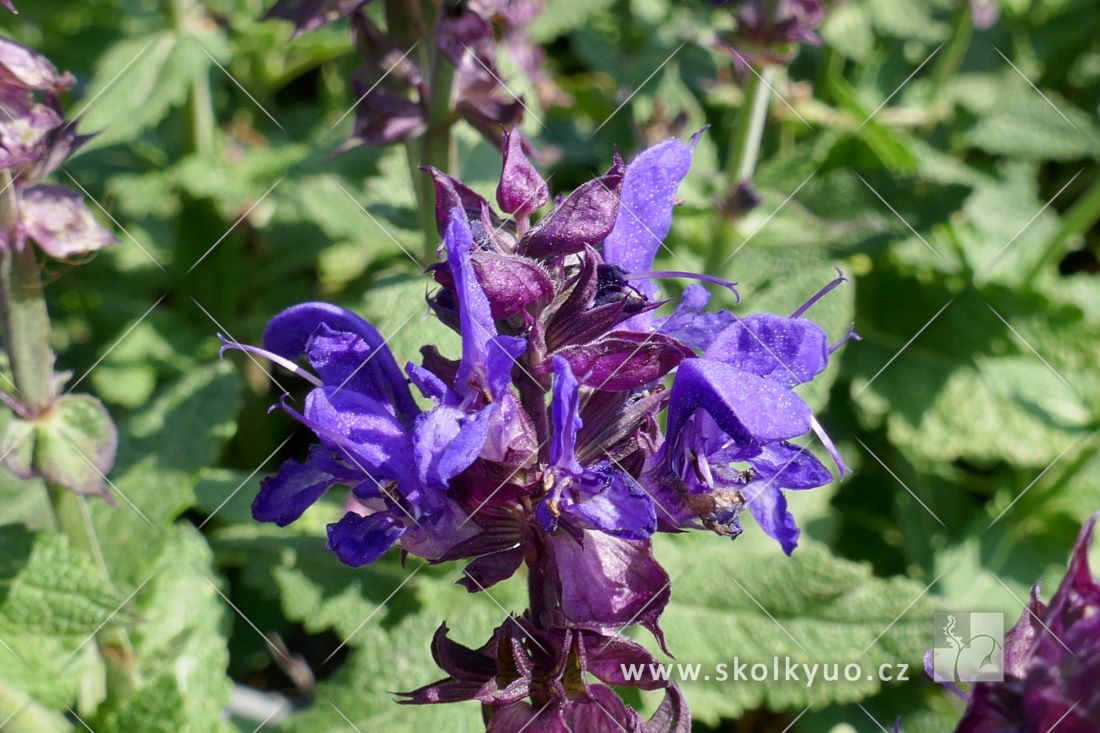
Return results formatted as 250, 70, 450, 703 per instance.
944, 514, 1100, 733
227, 129, 854, 729
0, 36, 114, 259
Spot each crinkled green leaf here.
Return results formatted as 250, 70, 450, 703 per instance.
89, 526, 233, 733
851, 275, 1095, 467
655, 531, 939, 724
0, 528, 119, 637
963, 90, 1100, 161
0, 529, 120, 711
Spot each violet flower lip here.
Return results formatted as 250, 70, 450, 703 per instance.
225, 128, 853, 731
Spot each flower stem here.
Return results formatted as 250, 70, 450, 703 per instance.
386, 0, 455, 258
0, 172, 55, 415
929, 2, 972, 105
1022, 173, 1100, 287
46, 483, 143, 695
707, 65, 775, 275
0, 172, 142, 696
725, 65, 774, 190
167, 0, 216, 158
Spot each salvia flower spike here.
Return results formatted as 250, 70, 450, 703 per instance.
0, 35, 114, 259
929, 513, 1100, 733
228, 129, 855, 729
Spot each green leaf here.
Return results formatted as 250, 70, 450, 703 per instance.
90, 526, 234, 733
963, 90, 1100, 161
527, 0, 617, 42
850, 274, 1095, 468
654, 531, 939, 724
0, 529, 121, 711
358, 274, 462, 372
80, 32, 215, 149
0, 528, 120, 637
821, 2, 875, 62
89, 362, 242, 587
281, 606, 483, 733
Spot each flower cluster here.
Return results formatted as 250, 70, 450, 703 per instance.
0, 36, 115, 258
715, 0, 825, 69
936, 514, 1100, 733
228, 128, 851, 729
265, 0, 552, 149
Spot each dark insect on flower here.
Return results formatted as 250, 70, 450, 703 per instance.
227, 127, 855, 730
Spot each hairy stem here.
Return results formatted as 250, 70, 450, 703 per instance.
168, 0, 216, 157
0, 175, 142, 696
46, 484, 143, 695
0, 172, 55, 415
386, 0, 455, 258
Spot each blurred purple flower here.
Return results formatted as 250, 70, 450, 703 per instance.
948, 514, 1100, 733
0, 36, 112, 260
266, 0, 551, 152
400, 616, 689, 732
717, 0, 825, 68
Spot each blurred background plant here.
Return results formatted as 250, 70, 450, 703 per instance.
0, 0, 1097, 731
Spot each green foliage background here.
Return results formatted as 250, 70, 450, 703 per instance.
1, 0, 1099, 731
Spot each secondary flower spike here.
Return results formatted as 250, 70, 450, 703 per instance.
0, 36, 114, 259
264, 0, 552, 151
940, 514, 1100, 733
228, 128, 854, 729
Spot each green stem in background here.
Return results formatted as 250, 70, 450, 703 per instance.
0, 172, 55, 415
185, 69, 216, 158
168, 0, 216, 158
386, 0, 455, 258
725, 65, 774, 191
706, 65, 775, 275
46, 485, 143, 696
1022, 173, 1100, 287
928, 2, 973, 105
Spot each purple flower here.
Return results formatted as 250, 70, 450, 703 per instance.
648, 277, 854, 555
264, 0, 372, 38
16, 185, 116, 258
266, 1, 545, 151
944, 514, 1100, 732
535, 356, 657, 541
0, 37, 75, 93
0, 37, 111, 260
400, 615, 689, 732
717, 0, 825, 68
496, 127, 548, 223
237, 130, 853, 728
